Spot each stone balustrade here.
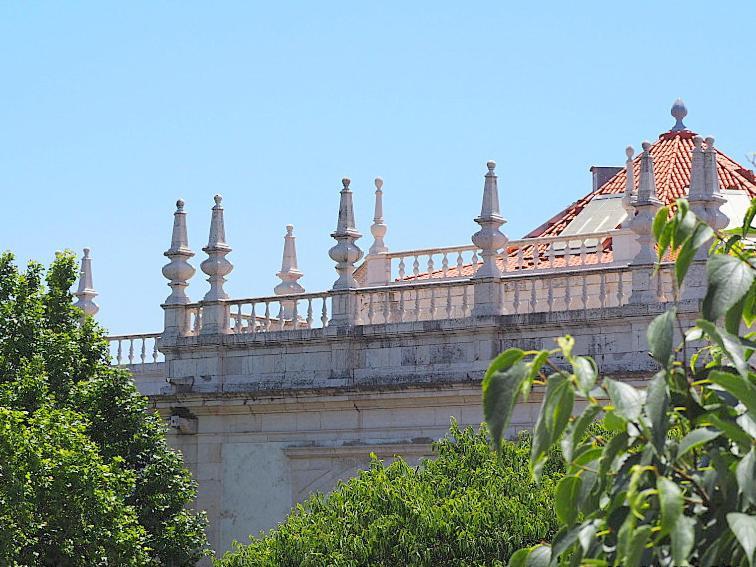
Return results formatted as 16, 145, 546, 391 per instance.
108, 333, 163, 366
385, 229, 616, 283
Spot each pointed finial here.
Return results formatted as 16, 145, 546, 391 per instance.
368, 176, 388, 255
163, 198, 195, 305
329, 177, 363, 289
703, 136, 721, 199
689, 135, 706, 200
201, 194, 233, 301
472, 160, 508, 280
670, 98, 688, 132
74, 247, 99, 317
622, 146, 636, 216
274, 224, 305, 321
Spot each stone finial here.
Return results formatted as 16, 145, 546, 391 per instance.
688, 135, 706, 200
368, 177, 388, 255
274, 224, 305, 296
622, 146, 635, 217
328, 177, 363, 289
73, 247, 99, 317
200, 194, 233, 301
670, 98, 688, 132
636, 141, 660, 203
162, 198, 196, 305
472, 160, 508, 279
703, 137, 720, 198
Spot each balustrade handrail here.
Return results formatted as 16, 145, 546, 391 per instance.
183, 290, 331, 310
107, 332, 162, 340
381, 229, 618, 260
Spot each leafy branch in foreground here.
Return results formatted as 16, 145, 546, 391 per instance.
483, 198, 756, 566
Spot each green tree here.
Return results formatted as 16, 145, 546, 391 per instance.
483, 199, 756, 566
218, 421, 562, 566
0, 251, 209, 566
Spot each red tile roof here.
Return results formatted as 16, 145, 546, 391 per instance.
525, 130, 756, 239
397, 128, 755, 281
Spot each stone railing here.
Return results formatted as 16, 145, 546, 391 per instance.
108, 333, 163, 366
385, 230, 616, 282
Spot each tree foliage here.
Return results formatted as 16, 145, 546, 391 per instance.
483, 199, 756, 566
218, 421, 563, 566
0, 251, 208, 566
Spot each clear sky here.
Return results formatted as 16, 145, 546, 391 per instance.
1, 2, 754, 334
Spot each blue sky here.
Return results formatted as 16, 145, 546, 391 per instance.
1, 2, 754, 334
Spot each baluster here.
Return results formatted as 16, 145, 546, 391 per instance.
412, 256, 420, 278
513, 282, 520, 314
235, 304, 243, 333
249, 303, 257, 333
616, 272, 624, 306
446, 286, 453, 318
140, 338, 147, 364
116, 339, 123, 365
368, 293, 375, 324
565, 278, 572, 310
581, 274, 588, 309
264, 301, 271, 331
548, 245, 555, 269
516, 247, 524, 272
471, 250, 479, 269
547, 278, 554, 312
463, 285, 471, 316
427, 255, 434, 277
414, 288, 421, 321
429, 287, 436, 318
564, 245, 571, 269
530, 279, 537, 313
599, 272, 607, 309
128, 339, 135, 365
292, 300, 299, 328
306, 298, 314, 328
398, 257, 406, 280
152, 339, 158, 363
533, 245, 541, 270
383, 291, 391, 324
398, 289, 406, 322
580, 240, 587, 266
456, 252, 464, 275
320, 298, 329, 327
441, 253, 449, 278
279, 302, 286, 330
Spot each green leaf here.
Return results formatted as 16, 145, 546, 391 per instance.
508, 548, 530, 567
708, 370, 756, 415
573, 356, 597, 396
561, 405, 600, 463
698, 321, 749, 379
702, 412, 752, 448
671, 515, 696, 566
673, 210, 697, 249
555, 475, 582, 525
647, 309, 676, 366
525, 544, 551, 567
657, 477, 683, 536
676, 428, 721, 461
645, 371, 669, 453
482, 349, 526, 448
742, 198, 756, 238
703, 254, 754, 322
658, 222, 674, 262
531, 374, 574, 480
727, 513, 756, 567
676, 238, 697, 288
606, 379, 643, 422
736, 449, 756, 507
652, 206, 670, 242
625, 525, 652, 567
725, 292, 748, 335
557, 336, 575, 361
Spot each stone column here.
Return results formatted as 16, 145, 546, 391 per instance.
161, 199, 196, 339
627, 142, 663, 304
471, 161, 508, 317
73, 247, 99, 318
274, 224, 305, 322
365, 177, 391, 286
328, 178, 363, 326
200, 195, 233, 335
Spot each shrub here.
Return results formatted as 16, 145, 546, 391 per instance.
483, 199, 756, 566
218, 421, 562, 566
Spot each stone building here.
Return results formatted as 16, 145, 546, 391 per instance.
75, 100, 756, 557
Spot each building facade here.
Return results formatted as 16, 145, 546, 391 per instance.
75, 101, 756, 556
